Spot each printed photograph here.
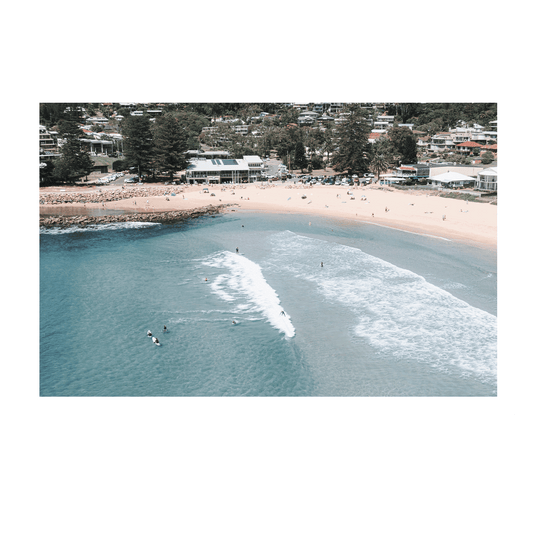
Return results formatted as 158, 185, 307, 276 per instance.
39, 102, 497, 396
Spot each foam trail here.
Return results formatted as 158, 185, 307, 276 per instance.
40, 222, 161, 234
202, 251, 295, 337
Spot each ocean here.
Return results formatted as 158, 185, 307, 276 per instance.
40, 210, 497, 396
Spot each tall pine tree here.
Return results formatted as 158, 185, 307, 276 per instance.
52, 117, 93, 183
332, 105, 372, 176
153, 114, 188, 180
122, 115, 154, 178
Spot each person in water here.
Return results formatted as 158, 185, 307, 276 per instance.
236, 247, 239, 253
147, 330, 152, 337
163, 325, 167, 333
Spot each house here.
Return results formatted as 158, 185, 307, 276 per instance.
475, 167, 497, 192
39, 125, 58, 153
368, 132, 386, 143
455, 141, 483, 155
80, 138, 114, 155
328, 103, 344, 114
429, 132, 455, 152
317, 114, 335, 124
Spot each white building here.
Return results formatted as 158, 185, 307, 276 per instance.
185, 156, 264, 184
475, 167, 497, 191
242, 155, 264, 179
427, 171, 476, 189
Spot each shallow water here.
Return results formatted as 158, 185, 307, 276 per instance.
40, 211, 497, 396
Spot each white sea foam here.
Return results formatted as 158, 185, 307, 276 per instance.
268, 231, 496, 384
202, 251, 295, 337
40, 222, 161, 234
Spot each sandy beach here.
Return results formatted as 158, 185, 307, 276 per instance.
40, 182, 496, 249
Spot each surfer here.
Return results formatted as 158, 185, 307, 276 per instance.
321, 262, 323, 267
153, 337, 159, 344
163, 325, 167, 333
236, 247, 239, 253
205, 277, 208, 282
280, 310, 286, 316
147, 330, 152, 337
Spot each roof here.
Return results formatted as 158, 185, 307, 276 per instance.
243, 155, 262, 163
482, 144, 497, 150
187, 158, 250, 172
456, 141, 483, 148
369, 132, 385, 139
478, 167, 498, 176
431, 171, 476, 183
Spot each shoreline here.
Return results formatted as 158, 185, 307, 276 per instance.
39, 183, 496, 250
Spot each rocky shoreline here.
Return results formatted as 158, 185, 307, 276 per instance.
40, 204, 238, 228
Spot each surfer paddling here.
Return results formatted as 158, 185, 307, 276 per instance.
147, 330, 152, 337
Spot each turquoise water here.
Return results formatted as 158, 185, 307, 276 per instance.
40, 211, 497, 396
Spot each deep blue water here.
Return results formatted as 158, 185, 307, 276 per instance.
40, 211, 497, 396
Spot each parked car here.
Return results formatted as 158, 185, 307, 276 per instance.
124, 176, 139, 183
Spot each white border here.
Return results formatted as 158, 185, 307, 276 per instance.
18, 84, 516, 416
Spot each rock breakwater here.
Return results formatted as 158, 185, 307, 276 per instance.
40, 204, 236, 228
39, 185, 186, 205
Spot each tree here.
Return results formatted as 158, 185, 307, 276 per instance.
122, 115, 154, 177
294, 141, 307, 171
39, 159, 55, 184
331, 105, 372, 176
152, 114, 188, 179
52, 118, 94, 182
481, 150, 494, 165
388, 126, 418, 164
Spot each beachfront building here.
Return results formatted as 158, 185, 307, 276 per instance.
380, 174, 406, 186
185, 156, 264, 185
475, 167, 497, 191
394, 164, 431, 181
427, 171, 476, 189
242, 155, 264, 180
